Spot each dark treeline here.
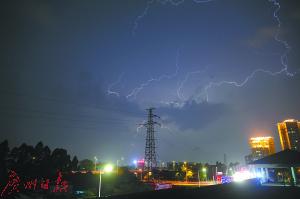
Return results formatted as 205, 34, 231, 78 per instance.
0, 140, 151, 198
0, 140, 78, 182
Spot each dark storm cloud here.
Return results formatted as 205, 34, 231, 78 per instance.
158, 101, 230, 130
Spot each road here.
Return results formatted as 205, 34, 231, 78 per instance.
153, 180, 217, 187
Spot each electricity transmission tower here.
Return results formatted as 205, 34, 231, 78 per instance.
143, 108, 160, 172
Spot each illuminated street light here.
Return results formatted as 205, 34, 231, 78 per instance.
104, 164, 113, 173
133, 160, 137, 168
98, 164, 113, 198
202, 167, 207, 181
232, 170, 252, 182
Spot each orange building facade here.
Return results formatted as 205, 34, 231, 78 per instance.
245, 136, 275, 164
277, 119, 300, 152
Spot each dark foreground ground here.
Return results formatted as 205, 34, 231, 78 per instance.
109, 180, 300, 199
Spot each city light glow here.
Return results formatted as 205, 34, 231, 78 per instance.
249, 137, 274, 149
283, 119, 297, 123
232, 170, 253, 182
104, 164, 113, 173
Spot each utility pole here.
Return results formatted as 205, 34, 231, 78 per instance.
143, 108, 160, 177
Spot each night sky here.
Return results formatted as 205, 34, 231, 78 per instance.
1, 0, 300, 164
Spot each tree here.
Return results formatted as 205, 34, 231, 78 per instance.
9, 143, 36, 176
180, 163, 193, 181
79, 159, 94, 171
32, 142, 52, 177
0, 140, 9, 161
34, 141, 44, 161
40, 145, 51, 176
71, 156, 79, 170
0, 140, 9, 181
1, 141, 75, 180
51, 148, 71, 172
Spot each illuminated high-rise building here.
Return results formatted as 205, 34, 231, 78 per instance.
249, 137, 276, 158
245, 136, 275, 164
277, 119, 300, 151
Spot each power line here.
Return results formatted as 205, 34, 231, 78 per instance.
0, 106, 138, 123
0, 88, 144, 116
0, 109, 137, 126
0, 112, 135, 131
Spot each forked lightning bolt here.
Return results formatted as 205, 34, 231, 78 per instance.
203, 68, 289, 101
107, 73, 124, 97
132, 0, 297, 103
269, 0, 292, 77
132, 0, 155, 36
177, 69, 206, 101
126, 50, 180, 100
202, 0, 297, 102
132, 0, 214, 36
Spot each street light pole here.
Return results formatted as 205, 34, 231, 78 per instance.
94, 156, 98, 171
98, 164, 113, 198
116, 157, 124, 176
98, 170, 102, 198
116, 160, 119, 176
198, 169, 200, 188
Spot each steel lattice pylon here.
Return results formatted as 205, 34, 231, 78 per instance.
144, 108, 159, 172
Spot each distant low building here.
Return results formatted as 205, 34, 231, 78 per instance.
277, 119, 300, 152
249, 150, 300, 185
245, 136, 275, 164
245, 154, 253, 165
166, 161, 180, 171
